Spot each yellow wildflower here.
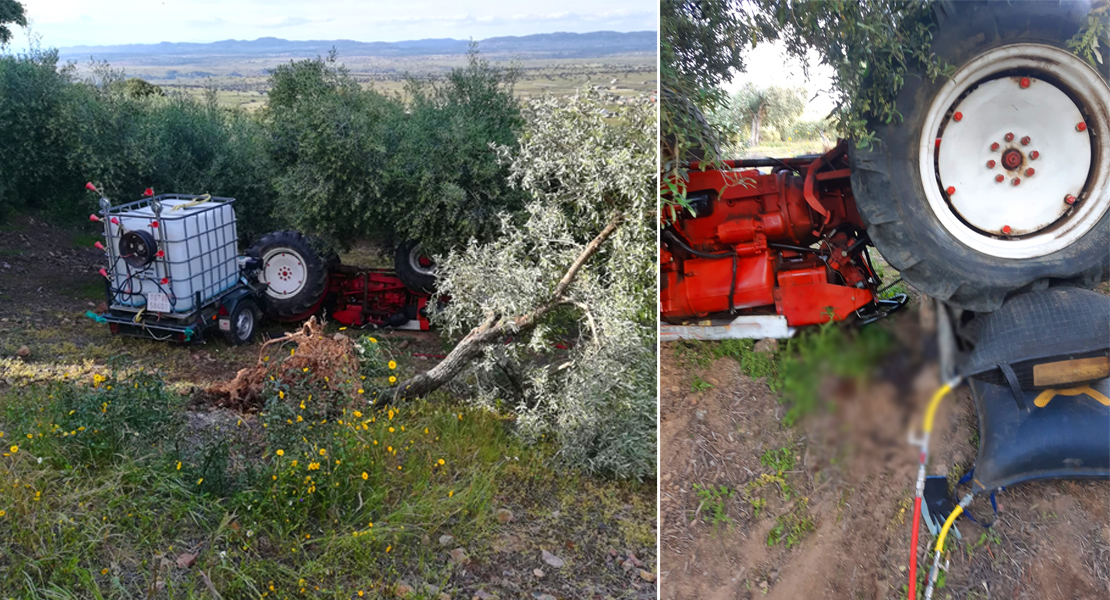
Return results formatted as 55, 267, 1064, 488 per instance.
176, 461, 182, 470
369, 337, 377, 343
276, 449, 284, 457
389, 376, 397, 384
278, 391, 284, 400
197, 478, 204, 485
361, 472, 368, 480
388, 360, 397, 370
318, 448, 327, 456
9, 445, 16, 453
438, 459, 445, 466
353, 411, 362, 418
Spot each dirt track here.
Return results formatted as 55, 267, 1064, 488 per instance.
659, 310, 1110, 600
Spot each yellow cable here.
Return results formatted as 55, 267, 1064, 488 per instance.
923, 383, 952, 434
934, 504, 964, 552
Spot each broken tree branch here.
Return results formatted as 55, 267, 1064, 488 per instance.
389, 212, 624, 403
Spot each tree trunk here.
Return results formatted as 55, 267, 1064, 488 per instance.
750, 104, 765, 147
390, 213, 624, 404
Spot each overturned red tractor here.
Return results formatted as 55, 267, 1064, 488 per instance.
661, 142, 904, 336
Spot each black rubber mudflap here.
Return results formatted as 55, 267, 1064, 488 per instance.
969, 377, 1109, 494
963, 287, 1110, 494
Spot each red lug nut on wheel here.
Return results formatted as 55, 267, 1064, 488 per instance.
1004, 132, 1014, 142
953, 112, 963, 122
1002, 225, 1013, 235
990, 142, 1000, 151
995, 174, 1005, 182
1025, 168, 1035, 177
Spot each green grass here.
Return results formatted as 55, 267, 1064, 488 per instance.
694, 483, 734, 531
691, 375, 714, 392
772, 323, 893, 426
759, 446, 796, 473
673, 323, 892, 427
766, 498, 816, 548
0, 332, 654, 598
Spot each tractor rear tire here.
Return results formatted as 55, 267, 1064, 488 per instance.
849, 0, 1109, 312
395, 241, 436, 294
249, 230, 329, 320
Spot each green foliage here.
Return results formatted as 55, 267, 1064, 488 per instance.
711, 338, 776, 378
1068, 1, 1109, 67
0, 48, 278, 236
695, 483, 735, 529
714, 83, 807, 147
766, 498, 815, 548
660, 0, 754, 213
1, 370, 182, 469
691, 375, 714, 392
265, 46, 524, 253
0, 366, 579, 596
773, 322, 892, 426
0, 0, 25, 46
759, 446, 796, 473
434, 89, 656, 478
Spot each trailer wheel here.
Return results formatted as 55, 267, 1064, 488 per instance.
249, 230, 329, 320
850, 0, 1109, 312
223, 298, 259, 345
395, 241, 436, 294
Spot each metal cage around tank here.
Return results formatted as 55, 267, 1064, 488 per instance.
97, 193, 240, 318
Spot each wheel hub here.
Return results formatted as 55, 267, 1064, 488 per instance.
935, 73, 1094, 239
1001, 148, 1023, 170
262, 250, 307, 298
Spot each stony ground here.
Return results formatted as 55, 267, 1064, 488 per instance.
659, 308, 1109, 600
0, 214, 657, 599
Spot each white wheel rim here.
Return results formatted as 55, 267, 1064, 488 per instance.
919, 44, 1110, 259
408, 244, 435, 277
236, 308, 254, 339
261, 248, 307, 298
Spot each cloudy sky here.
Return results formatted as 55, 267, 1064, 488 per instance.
6, 0, 656, 48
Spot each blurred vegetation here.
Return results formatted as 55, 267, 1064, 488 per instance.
0, 42, 523, 251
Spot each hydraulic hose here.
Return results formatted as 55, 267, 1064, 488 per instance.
924, 493, 974, 600
908, 378, 962, 600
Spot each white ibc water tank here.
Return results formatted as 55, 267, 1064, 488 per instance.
104, 196, 239, 314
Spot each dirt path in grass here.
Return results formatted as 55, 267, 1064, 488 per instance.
659, 309, 1109, 600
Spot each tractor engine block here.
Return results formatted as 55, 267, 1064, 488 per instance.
661, 143, 880, 327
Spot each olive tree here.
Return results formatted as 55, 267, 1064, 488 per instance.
394, 89, 656, 478
0, 0, 25, 47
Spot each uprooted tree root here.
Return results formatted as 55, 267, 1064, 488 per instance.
204, 317, 361, 411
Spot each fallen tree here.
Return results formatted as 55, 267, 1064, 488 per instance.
391, 88, 656, 476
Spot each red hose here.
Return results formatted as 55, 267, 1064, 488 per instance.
909, 496, 922, 600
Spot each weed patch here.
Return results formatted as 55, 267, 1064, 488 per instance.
772, 323, 892, 426
766, 498, 816, 548
694, 483, 734, 530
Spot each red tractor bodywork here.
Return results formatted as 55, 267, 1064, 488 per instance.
283, 265, 431, 330
662, 142, 881, 327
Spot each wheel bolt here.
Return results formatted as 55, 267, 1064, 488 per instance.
1025, 168, 1035, 177
1065, 194, 1077, 205
1004, 133, 1014, 142
995, 174, 1005, 182
946, 186, 956, 195
1012, 177, 1021, 186
953, 111, 963, 122
1030, 151, 1039, 160
1019, 77, 1030, 89
987, 160, 996, 168
1077, 122, 1087, 132
1021, 136, 1031, 145
991, 142, 1000, 151
1002, 225, 1013, 235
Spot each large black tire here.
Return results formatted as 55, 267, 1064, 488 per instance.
394, 241, 436, 294
249, 230, 329, 320
850, 1, 1109, 312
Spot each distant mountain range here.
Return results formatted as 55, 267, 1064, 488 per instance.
58, 31, 656, 61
